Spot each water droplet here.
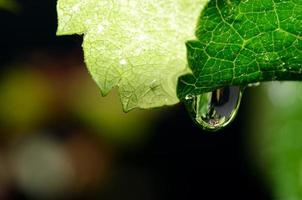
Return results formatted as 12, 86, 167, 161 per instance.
247, 82, 260, 87
149, 79, 159, 89
137, 34, 148, 41
119, 59, 127, 65
184, 86, 243, 131
185, 94, 194, 100
72, 4, 81, 12
97, 24, 104, 33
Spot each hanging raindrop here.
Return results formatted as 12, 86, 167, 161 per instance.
184, 86, 243, 131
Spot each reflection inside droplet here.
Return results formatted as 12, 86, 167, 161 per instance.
248, 82, 260, 87
184, 86, 243, 131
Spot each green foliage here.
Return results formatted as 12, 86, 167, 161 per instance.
251, 82, 302, 199
0, 0, 18, 11
0, 70, 52, 129
57, 0, 208, 111
57, 0, 302, 110
178, 0, 302, 99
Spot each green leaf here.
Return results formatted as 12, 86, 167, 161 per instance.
57, 0, 208, 111
178, 0, 302, 99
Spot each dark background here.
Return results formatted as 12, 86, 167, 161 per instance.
0, 1, 271, 199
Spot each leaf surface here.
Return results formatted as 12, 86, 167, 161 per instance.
178, 0, 302, 99
57, 0, 208, 111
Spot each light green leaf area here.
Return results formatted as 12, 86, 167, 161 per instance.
178, 0, 302, 99
0, 0, 18, 11
57, 0, 208, 111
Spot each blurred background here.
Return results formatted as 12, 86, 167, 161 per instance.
0, 1, 301, 200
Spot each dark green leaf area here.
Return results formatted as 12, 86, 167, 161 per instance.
178, 0, 302, 99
